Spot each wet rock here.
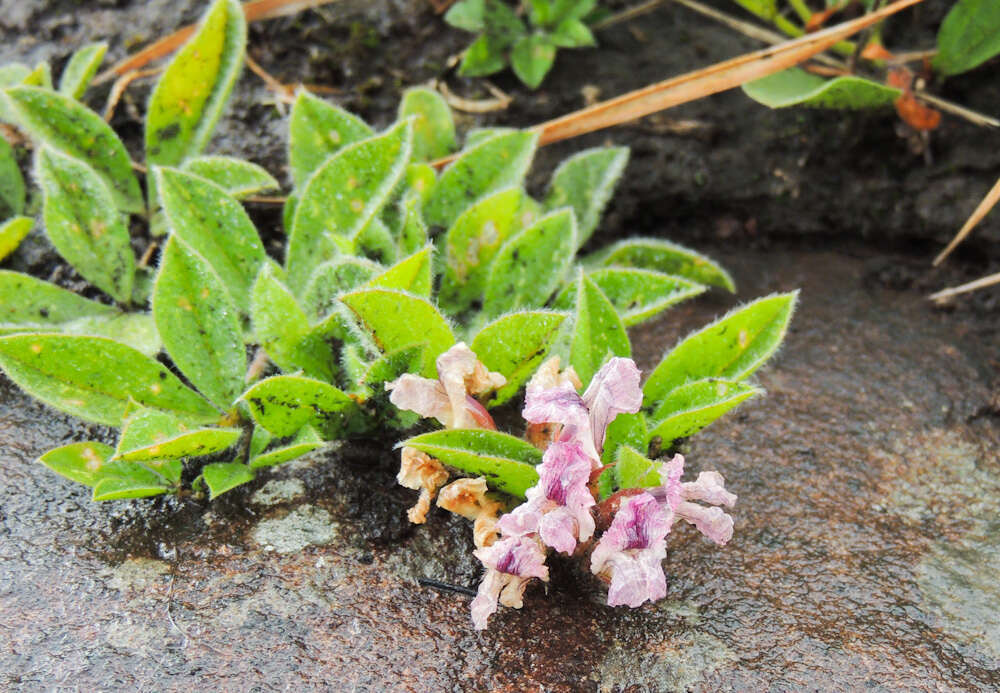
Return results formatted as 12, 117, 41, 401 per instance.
251, 479, 306, 507
252, 504, 339, 553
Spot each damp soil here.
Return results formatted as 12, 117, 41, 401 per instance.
1, 0, 999, 690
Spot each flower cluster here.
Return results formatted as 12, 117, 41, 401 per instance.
390, 344, 738, 630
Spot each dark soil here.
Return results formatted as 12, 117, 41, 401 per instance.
1, 0, 998, 690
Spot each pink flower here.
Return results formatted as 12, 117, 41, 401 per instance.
387, 342, 505, 429
471, 535, 549, 630
590, 493, 671, 607
522, 357, 642, 466
496, 437, 595, 555
652, 454, 737, 546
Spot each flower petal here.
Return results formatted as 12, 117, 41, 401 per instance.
675, 501, 734, 545
387, 374, 451, 426
437, 342, 506, 428
682, 470, 737, 508
604, 549, 668, 608
396, 446, 449, 524
581, 357, 642, 455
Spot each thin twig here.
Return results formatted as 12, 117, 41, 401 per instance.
914, 91, 1000, 129
933, 175, 1000, 265
929, 271, 1000, 302
591, 0, 669, 31
103, 67, 162, 121
246, 54, 296, 105
244, 195, 289, 204
417, 577, 477, 597
435, 79, 512, 114
848, 0, 885, 73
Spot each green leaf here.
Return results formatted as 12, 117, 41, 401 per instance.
459, 35, 509, 78
115, 407, 239, 462
365, 245, 433, 297
182, 155, 280, 199
0, 270, 116, 327
586, 237, 735, 292
551, 19, 596, 48
601, 411, 648, 464
0, 217, 32, 263
353, 216, 397, 265
288, 90, 374, 189
241, 374, 360, 438
145, 0, 246, 166
587, 267, 706, 326
396, 191, 429, 257
251, 264, 336, 380
301, 256, 381, 321
361, 343, 426, 390
614, 445, 661, 491
470, 310, 567, 406
4, 86, 143, 213
510, 34, 556, 89
23, 62, 53, 89
58, 42, 108, 100
438, 187, 525, 314
483, 208, 577, 317
643, 291, 798, 405
0, 137, 25, 219
565, 271, 630, 386
934, 0, 1000, 76
286, 120, 412, 295
0, 334, 218, 426
339, 287, 455, 377
37, 147, 135, 304
153, 237, 246, 409
250, 425, 324, 468
742, 68, 900, 109
39, 442, 117, 487
544, 146, 628, 246
648, 379, 762, 443
202, 462, 255, 499
402, 429, 542, 498
156, 166, 267, 316
61, 312, 162, 357
551, 0, 597, 22
424, 131, 537, 230
92, 471, 172, 501
445, 0, 486, 31
398, 87, 456, 162
0, 64, 31, 88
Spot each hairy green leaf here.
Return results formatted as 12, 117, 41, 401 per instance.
399, 87, 456, 161
470, 310, 567, 406
115, 407, 239, 462
643, 291, 797, 405
544, 146, 628, 246
648, 378, 762, 443
365, 245, 433, 297
934, 0, 1000, 76
0, 217, 31, 263
424, 131, 537, 229
241, 374, 360, 438
4, 86, 143, 213
61, 312, 162, 357
153, 237, 246, 409
145, 0, 246, 166
742, 68, 900, 109
58, 42, 107, 100
510, 35, 556, 89
37, 147, 135, 303
0, 137, 25, 219
402, 429, 542, 497
0, 270, 115, 327
0, 334, 218, 425
202, 461, 255, 499
250, 425, 324, 468
340, 287, 455, 377
288, 90, 373, 189
445, 0, 486, 31
588, 267, 705, 326
601, 412, 648, 464
483, 208, 576, 316
182, 155, 280, 199
565, 271, 630, 386
586, 237, 735, 291
286, 121, 412, 294
301, 256, 381, 321
156, 166, 267, 315
39, 441, 116, 487
614, 445, 661, 491
551, 19, 595, 48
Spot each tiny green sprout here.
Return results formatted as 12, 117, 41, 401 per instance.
445, 0, 599, 88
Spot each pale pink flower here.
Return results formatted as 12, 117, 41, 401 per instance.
652, 454, 737, 546
471, 535, 549, 630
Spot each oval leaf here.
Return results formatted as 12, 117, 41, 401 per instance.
483, 208, 577, 317
510, 34, 556, 89
398, 87, 457, 162
0, 217, 32, 263
58, 42, 108, 100
402, 429, 542, 498
0, 136, 25, 219
643, 291, 798, 405
340, 288, 455, 377
544, 146, 628, 246
4, 86, 143, 213
39, 441, 116, 488
0, 270, 116, 327
424, 130, 537, 229
286, 120, 412, 295
588, 267, 706, 327
365, 245, 433, 297
38, 147, 135, 303
613, 445, 661, 492
153, 237, 246, 409
250, 426, 324, 468
934, 0, 1000, 76
470, 310, 567, 407
202, 462, 255, 499
115, 407, 239, 462
241, 374, 360, 438
0, 334, 218, 425
566, 271, 631, 387
182, 155, 279, 199
301, 256, 382, 321
288, 90, 373, 189
648, 379, 763, 444
156, 166, 267, 315
586, 237, 735, 292
61, 312, 162, 357
742, 67, 900, 109
145, 0, 246, 166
